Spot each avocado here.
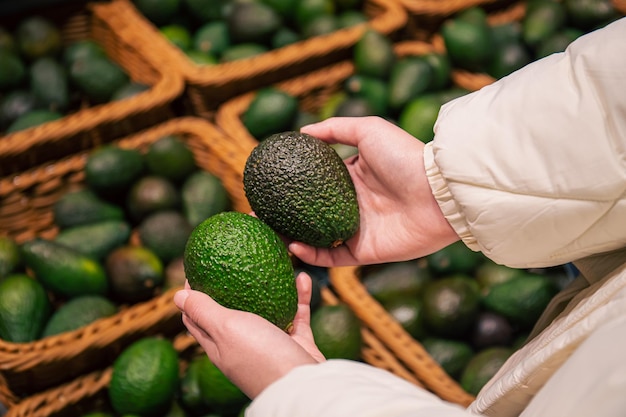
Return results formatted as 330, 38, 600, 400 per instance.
522, 1, 567, 49
29, 57, 69, 112
0, 51, 25, 91
54, 219, 131, 260
179, 355, 213, 416
0, 90, 38, 131
138, 210, 194, 264
333, 96, 376, 118
310, 303, 362, 360
105, 245, 164, 303
422, 337, 474, 380
227, 1, 281, 44
69, 55, 130, 104
460, 347, 513, 395
361, 260, 432, 305
242, 87, 299, 141
0, 235, 22, 278
144, 135, 197, 182
243, 131, 360, 248
108, 337, 180, 416
183, 211, 297, 331
181, 170, 231, 227
441, 9, 495, 71
470, 311, 514, 349
382, 296, 426, 339
353, 29, 395, 79
53, 189, 125, 229
195, 354, 248, 415
134, 0, 181, 25
126, 175, 181, 222
16, 16, 62, 60
6, 109, 62, 133
387, 56, 433, 115
42, 295, 117, 337
62, 40, 106, 67
21, 238, 109, 299
0, 273, 52, 342
343, 74, 389, 116
84, 146, 144, 196
220, 43, 268, 62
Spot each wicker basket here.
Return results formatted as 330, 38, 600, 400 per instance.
4, 286, 425, 417
107, 0, 408, 118
214, 39, 493, 163
0, 116, 251, 407
0, 0, 185, 177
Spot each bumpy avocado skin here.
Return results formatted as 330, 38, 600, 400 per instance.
183, 211, 297, 331
243, 131, 360, 248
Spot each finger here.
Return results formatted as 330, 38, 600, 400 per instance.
289, 241, 356, 267
301, 116, 379, 147
182, 313, 219, 359
175, 289, 224, 334
294, 272, 312, 325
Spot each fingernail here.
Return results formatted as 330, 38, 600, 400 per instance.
174, 290, 189, 310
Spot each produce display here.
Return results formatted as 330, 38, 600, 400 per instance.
0, 16, 145, 135
2, 0, 623, 415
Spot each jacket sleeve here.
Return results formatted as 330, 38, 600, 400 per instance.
246, 360, 476, 417
425, 17, 626, 269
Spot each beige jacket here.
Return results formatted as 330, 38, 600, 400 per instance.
248, 17, 626, 417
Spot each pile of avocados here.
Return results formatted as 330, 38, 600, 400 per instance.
133, 0, 369, 65
0, 135, 231, 346
0, 15, 147, 135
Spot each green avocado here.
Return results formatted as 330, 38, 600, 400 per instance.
243, 131, 360, 248
183, 211, 297, 331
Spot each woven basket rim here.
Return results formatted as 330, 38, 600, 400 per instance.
0, 1, 184, 162
399, 0, 502, 16
109, 0, 408, 87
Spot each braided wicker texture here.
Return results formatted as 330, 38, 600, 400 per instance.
0, 1, 184, 177
0, 117, 250, 407
109, 0, 408, 117
5, 286, 422, 417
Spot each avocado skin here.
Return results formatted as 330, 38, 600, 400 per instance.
184, 212, 297, 331
243, 131, 360, 248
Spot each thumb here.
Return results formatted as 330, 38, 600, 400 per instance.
301, 117, 371, 147
174, 288, 222, 332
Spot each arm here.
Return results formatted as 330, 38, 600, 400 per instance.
428, 17, 626, 268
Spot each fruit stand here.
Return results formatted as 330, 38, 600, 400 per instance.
0, 0, 622, 416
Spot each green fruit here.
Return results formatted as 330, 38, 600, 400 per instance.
29, 57, 69, 112
482, 273, 559, 328
21, 238, 109, 299
522, 1, 567, 49
42, 295, 117, 337
343, 74, 389, 116
54, 219, 131, 260
138, 210, 194, 264
441, 13, 495, 71
126, 176, 181, 222
421, 274, 481, 338
427, 240, 487, 276
460, 347, 513, 395
0, 274, 52, 342
62, 40, 106, 67
333, 96, 376, 117
109, 337, 180, 416
105, 245, 164, 303
310, 304, 362, 360
398, 94, 442, 143
470, 311, 514, 349
179, 356, 212, 415
0, 236, 22, 278
220, 43, 268, 62
387, 56, 433, 114
486, 40, 532, 79
0, 90, 38, 131
295, 0, 335, 28
195, 355, 248, 414
193, 21, 230, 57
16, 16, 62, 60
243, 131, 360, 248
564, 0, 619, 30
227, 2, 281, 44
382, 296, 426, 340
242, 87, 298, 141
160, 24, 192, 51
181, 170, 231, 228
422, 52, 452, 91
6, 109, 62, 133
52, 189, 125, 229
84, 146, 144, 195
144, 135, 197, 182
184, 211, 297, 331
361, 260, 432, 305
0, 51, 25, 90
535, 29, 584, 59
69, 56, 130, 103
353, 29, 395, 79
422, 337, 474, 379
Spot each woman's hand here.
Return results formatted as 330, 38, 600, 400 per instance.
291, 116, 459, 266
174, 272, 325, 399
